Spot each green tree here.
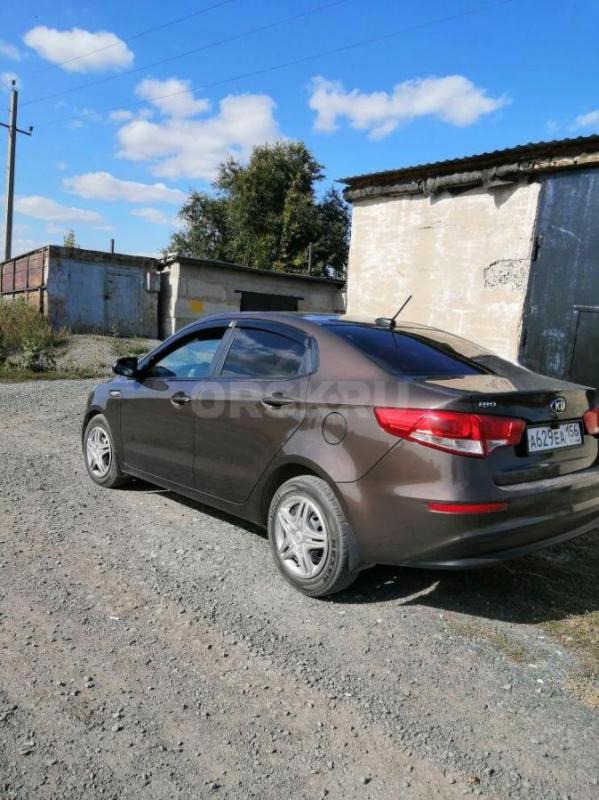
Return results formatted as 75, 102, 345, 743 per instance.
169, 193, 230, 261
168, 141, 349, 277
63, 229, 78, 248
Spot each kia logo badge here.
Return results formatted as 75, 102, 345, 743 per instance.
550, 397, 567, 413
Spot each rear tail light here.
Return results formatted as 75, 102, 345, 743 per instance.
583, 406, 599, 435
374, 408, 525, 458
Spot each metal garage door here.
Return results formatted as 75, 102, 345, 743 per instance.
520, 168, 599, 389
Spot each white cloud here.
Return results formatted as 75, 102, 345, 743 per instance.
46, 222, 68, 235
63, 171, 185, 204
131, 207, 174, 226
15, 195, 104, 224
573, 109, 599, 129
55, 161, 67, 171
23, 26, 133, 73
309, 75, 507, 139
108, 109, 134, 123
0, 41, 21, 61
117, 92, 281, 179
136, 77, 210, 118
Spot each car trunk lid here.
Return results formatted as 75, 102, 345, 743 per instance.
421, 374, 597, 484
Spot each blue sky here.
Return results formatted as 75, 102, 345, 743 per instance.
1, 0, 598, 257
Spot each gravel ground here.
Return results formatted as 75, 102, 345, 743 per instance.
0, 379, 597, 800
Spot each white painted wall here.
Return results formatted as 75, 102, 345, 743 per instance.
346, 180, 541, 360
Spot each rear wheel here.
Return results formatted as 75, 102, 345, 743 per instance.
268, 475, 361, 597
83, 414, 130, 488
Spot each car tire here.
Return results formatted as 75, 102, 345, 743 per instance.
268, 475, 361, 598
83, 414, 130, 489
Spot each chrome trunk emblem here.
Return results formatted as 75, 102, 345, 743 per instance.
550, 397, 567, 413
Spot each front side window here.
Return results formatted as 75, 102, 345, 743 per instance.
326, 324, 486, 378
147, 328, 226, 379
221, 327, 307, 379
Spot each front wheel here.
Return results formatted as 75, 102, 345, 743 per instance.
83, 414, 130, 488
268, 475, 361, 597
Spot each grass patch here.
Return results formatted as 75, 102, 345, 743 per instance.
112, 337, 153, 358
544, 610, 599, 668
448, 620, 530, 664
0, 298, 66, 374
564, 673, 599, 710
0, 365, 103, 382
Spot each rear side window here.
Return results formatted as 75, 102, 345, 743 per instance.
326, 324, 485, 378
221, 327, 307, 379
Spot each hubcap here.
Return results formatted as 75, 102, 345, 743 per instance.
86, 426, 112, 478
274, 495, 329, 579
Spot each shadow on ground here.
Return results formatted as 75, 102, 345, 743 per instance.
341, 531, 599, 623
127, 479, 598, 664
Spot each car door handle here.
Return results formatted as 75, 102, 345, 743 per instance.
262, 394, 294, 408
171, 391, 191, 407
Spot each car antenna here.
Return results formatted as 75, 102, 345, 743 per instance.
375, 295, 413, 329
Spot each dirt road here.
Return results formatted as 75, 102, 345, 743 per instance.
0, 379, 597, 799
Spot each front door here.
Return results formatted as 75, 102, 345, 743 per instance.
193, 322, 311, 503
120, 326, 228, 487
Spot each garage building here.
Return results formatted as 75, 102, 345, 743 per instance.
342, 134, 599, 389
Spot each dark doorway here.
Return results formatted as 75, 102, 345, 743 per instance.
239, 290, 299, 312
570, 306, 599, 387
520, 168, 599, 389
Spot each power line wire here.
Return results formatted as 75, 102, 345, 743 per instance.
36, 0, 515, 128
25, 0, 237, 76
22, 0, 350, 107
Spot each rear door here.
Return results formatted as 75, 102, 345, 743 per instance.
193, 321, 312, 503
120, 325, 229, 487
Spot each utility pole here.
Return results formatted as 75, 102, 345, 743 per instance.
307, 241, 313, 275
1, 80, 33, 261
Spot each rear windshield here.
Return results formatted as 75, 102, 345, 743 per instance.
326, 323, 488, 378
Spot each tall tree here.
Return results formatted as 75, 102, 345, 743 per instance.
168, 141, 349, 277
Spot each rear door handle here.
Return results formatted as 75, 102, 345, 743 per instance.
171, 391, 191, 407
262, 394, 294, 408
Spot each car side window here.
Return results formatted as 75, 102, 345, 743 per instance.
146, 328, 227, 379
220, 327, 307, 379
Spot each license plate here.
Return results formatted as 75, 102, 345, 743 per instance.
526, 421, 583, 454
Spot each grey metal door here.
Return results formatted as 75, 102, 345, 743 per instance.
520, 168, 599, 388
569, 306, 599, 387
105, 269, 140, 336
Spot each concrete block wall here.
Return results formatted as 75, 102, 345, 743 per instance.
346, 180, 541, 360
160, 258, 345, 336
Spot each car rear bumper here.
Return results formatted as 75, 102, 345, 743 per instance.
404, 517, 598, 568
337, 454, 599, 567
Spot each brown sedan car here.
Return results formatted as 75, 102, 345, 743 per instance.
82, 313, 599, 596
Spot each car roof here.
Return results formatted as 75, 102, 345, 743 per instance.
193, 310, 439, 334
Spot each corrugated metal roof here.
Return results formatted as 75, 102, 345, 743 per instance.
339, 134, 599, 187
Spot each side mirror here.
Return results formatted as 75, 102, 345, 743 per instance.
112, 356, 139, 378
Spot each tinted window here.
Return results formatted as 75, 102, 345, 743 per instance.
221, 328, 307, 379
326, 324, 485, 377
148, 328, 226, 379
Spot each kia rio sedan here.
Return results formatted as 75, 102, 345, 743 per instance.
82, 313, 599, 597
